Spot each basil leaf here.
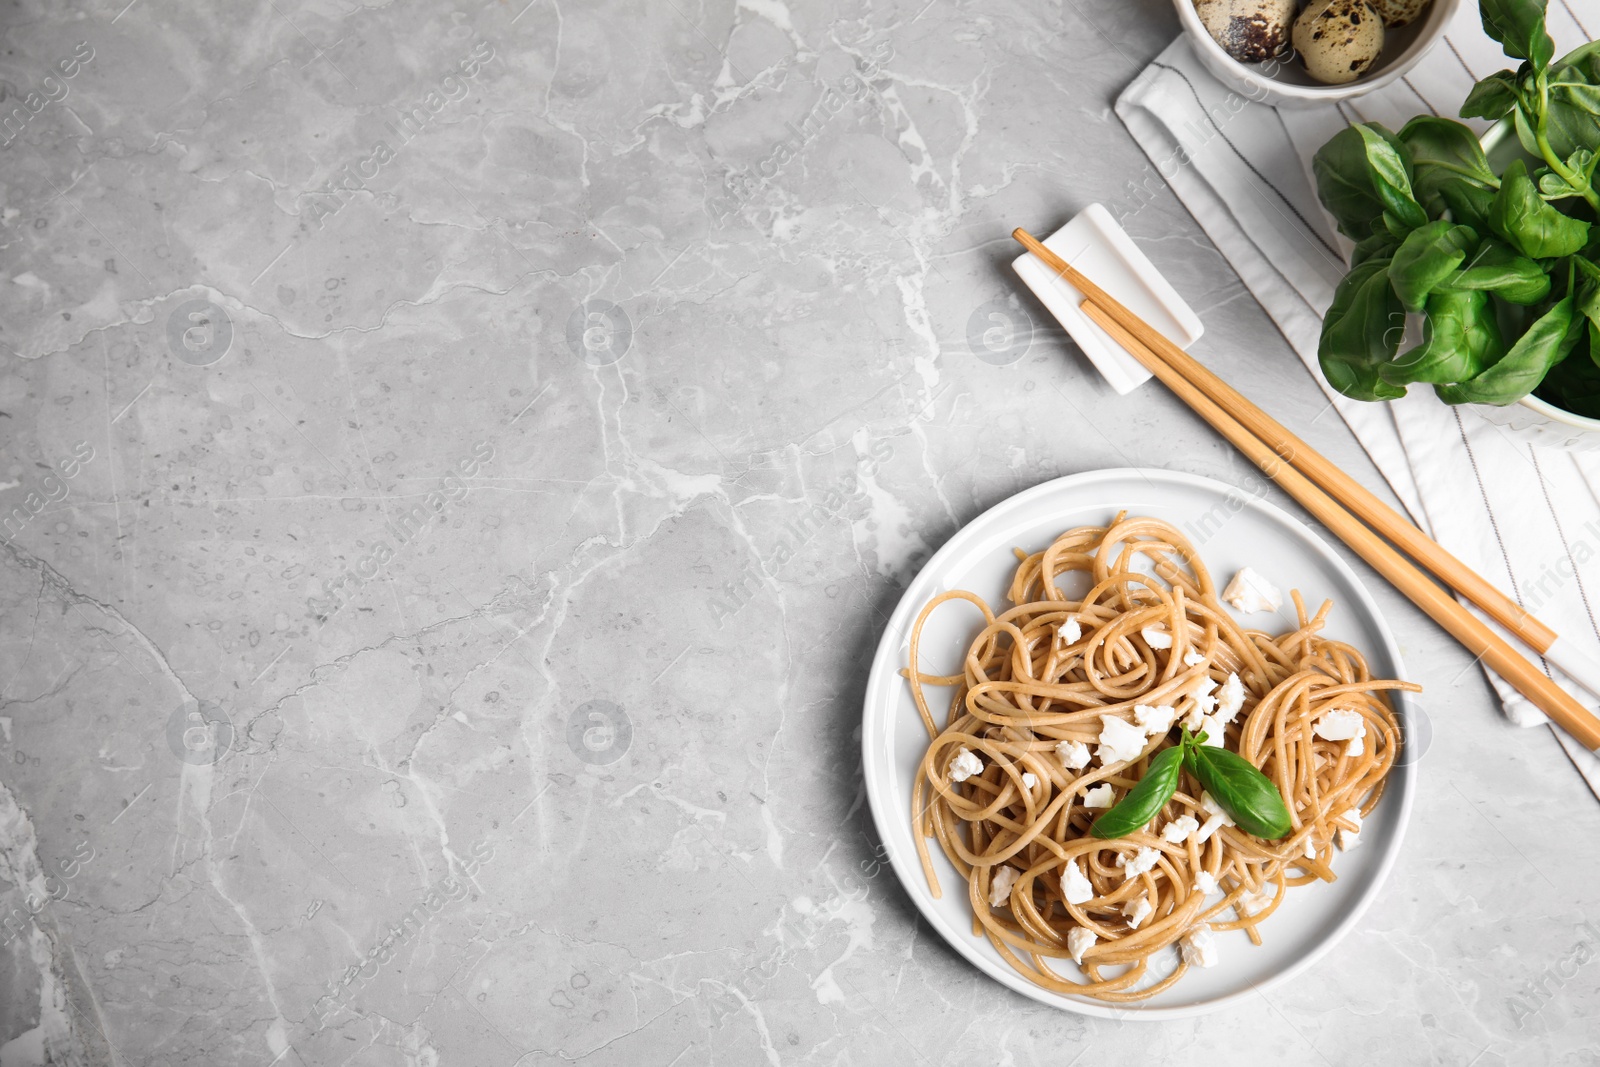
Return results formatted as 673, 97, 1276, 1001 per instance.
1437, 292, 1583, 405
1539, 148, 1600, 199
1489, 159, 1592, 259
1534, 324, 1600, 416
1479, 0, 1554, 71
1318, 257, 1407, 401
1313, 125, 1392, 240
1400, 116, 1500, 219
1382, 289, 1505, 386
1460, 70, 1523, 120
1544, 72, 1600, 160
1089, 745, 1183, 840
1439, 176, 1498, 231
1185, 744, 1292, 840
1439, 240, 1551, 305
1352, 232, 1399, 267
1357, 125, 1428, 234
1390, 221, 1477, 313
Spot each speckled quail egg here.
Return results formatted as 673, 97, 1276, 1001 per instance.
1294, 0, 1386, 85
1194, 0, 1297, 62
1368, 0, 1432, 26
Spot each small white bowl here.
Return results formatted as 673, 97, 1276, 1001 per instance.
1172, 0, 1463, 109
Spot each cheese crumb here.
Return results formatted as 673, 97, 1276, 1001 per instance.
1083, 783, 1116, 809
1059, 617, 1082, 644
1162, 815, 1199, 843
1303, 836, 1318, 859
1337, 806, 1363, 851
1222, 567, 1283, 614
1238, 885, 1276, 917
1180, 924, 1219, 968
1141, 625, 1173, 649
988, 865, 1018, 907
1062, 859, 1093, 905
1124, 894, 1154, 929
1198, 714, 1226, 746
1067, 926, 1096, 964
1195, 791, 1234, 843
1183, 649, 1206, 667
1096, 714, 1148, 765
1121, 846, 1160, 882
949, 747, 983, 783
1314, 710, 1367, 760
1055, 740, 1091, 771
1194, 870, 1219, 896
1021, 772, 1039, 791
1216, 673, 1246, 723
1134, 703, 1177, 736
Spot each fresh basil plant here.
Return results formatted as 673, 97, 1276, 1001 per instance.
1311, 0, 1600, 416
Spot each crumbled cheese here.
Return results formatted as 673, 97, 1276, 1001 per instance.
1183, 649, 1206, 667
1195, 791, 1234, 843
1314, 709, 1364, 742
1083, 784, 1116, 809
1096, 714, 1148, 765
1124, 894, 1154, 929
1162, 815, 1199, 843
1062, 859, 1094, 905
1194, 870, 1219, 896
1303, 836, 1318, 859
1141, 625, 1173, 649
1021, 772, 1039, 791
1121, 846, 1160, 882
1337, 807, 1363, 851
1055, 740, 1091, 771
1182, 674, 1219, 730
949, 747, 983, 783
1067, 926, 1097, 964
988, 865, 1019, 907
1134, 703, 1177, 736
1238, 885, 1276, 917
1347, 733, 1366, 758
1180, 924, 1219, 968
1059, 617, 1082, 645
1215, 673, 1246, 724
1222, 567, 1283, 614
1198, 714, 1226, 746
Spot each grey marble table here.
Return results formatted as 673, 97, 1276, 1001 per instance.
1, 0, 1597, 1063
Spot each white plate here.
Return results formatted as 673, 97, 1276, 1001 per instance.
861, 468, 1417, 1019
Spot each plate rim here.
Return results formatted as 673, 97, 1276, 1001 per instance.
859, 466, 1417, 1020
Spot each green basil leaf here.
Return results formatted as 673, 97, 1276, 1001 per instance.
1352, 232, 1399, 267
1358, 125, 1428, 234
1389, 221, 1477, 313
1544, 74, 1600, 160
1439, 176, 1499, 231
1437, 292, 1582, 404
1439, 240, 1552, 304
1479, 0, 1554, 71
1089, 745, 1183, 840
1539, 148, 1600, 199
1534, 323, 1600, 415
1460, 70, 1523, 120
1319, 257, 1407, 401
1489, 159, 1592, 259
1382, 289, 1505, 386
1185, 744, 1292, 840
1400, 116, 1500, 218
1313, 125, 1392, 241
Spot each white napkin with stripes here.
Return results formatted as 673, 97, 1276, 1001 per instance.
1116, 2, 1600, 795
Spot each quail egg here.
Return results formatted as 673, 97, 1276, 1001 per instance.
1293, 0, 1386, 85
1369, 0, 1432, 26
1193, 0, 1297, 62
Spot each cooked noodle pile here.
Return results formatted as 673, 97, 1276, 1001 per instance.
903, 514, 1416, 1000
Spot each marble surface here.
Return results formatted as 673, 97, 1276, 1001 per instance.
1, 0, 1598, 1063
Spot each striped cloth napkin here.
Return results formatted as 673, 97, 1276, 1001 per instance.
1116, 2, 1600, 796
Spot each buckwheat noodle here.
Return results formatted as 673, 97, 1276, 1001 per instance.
903, 514, 1417, 1001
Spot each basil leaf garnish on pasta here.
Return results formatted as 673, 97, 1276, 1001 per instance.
1185, 742, 1293, 840
1089, 746, 1183, 840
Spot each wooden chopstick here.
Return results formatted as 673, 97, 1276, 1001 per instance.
1010, 227, 1600, 752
